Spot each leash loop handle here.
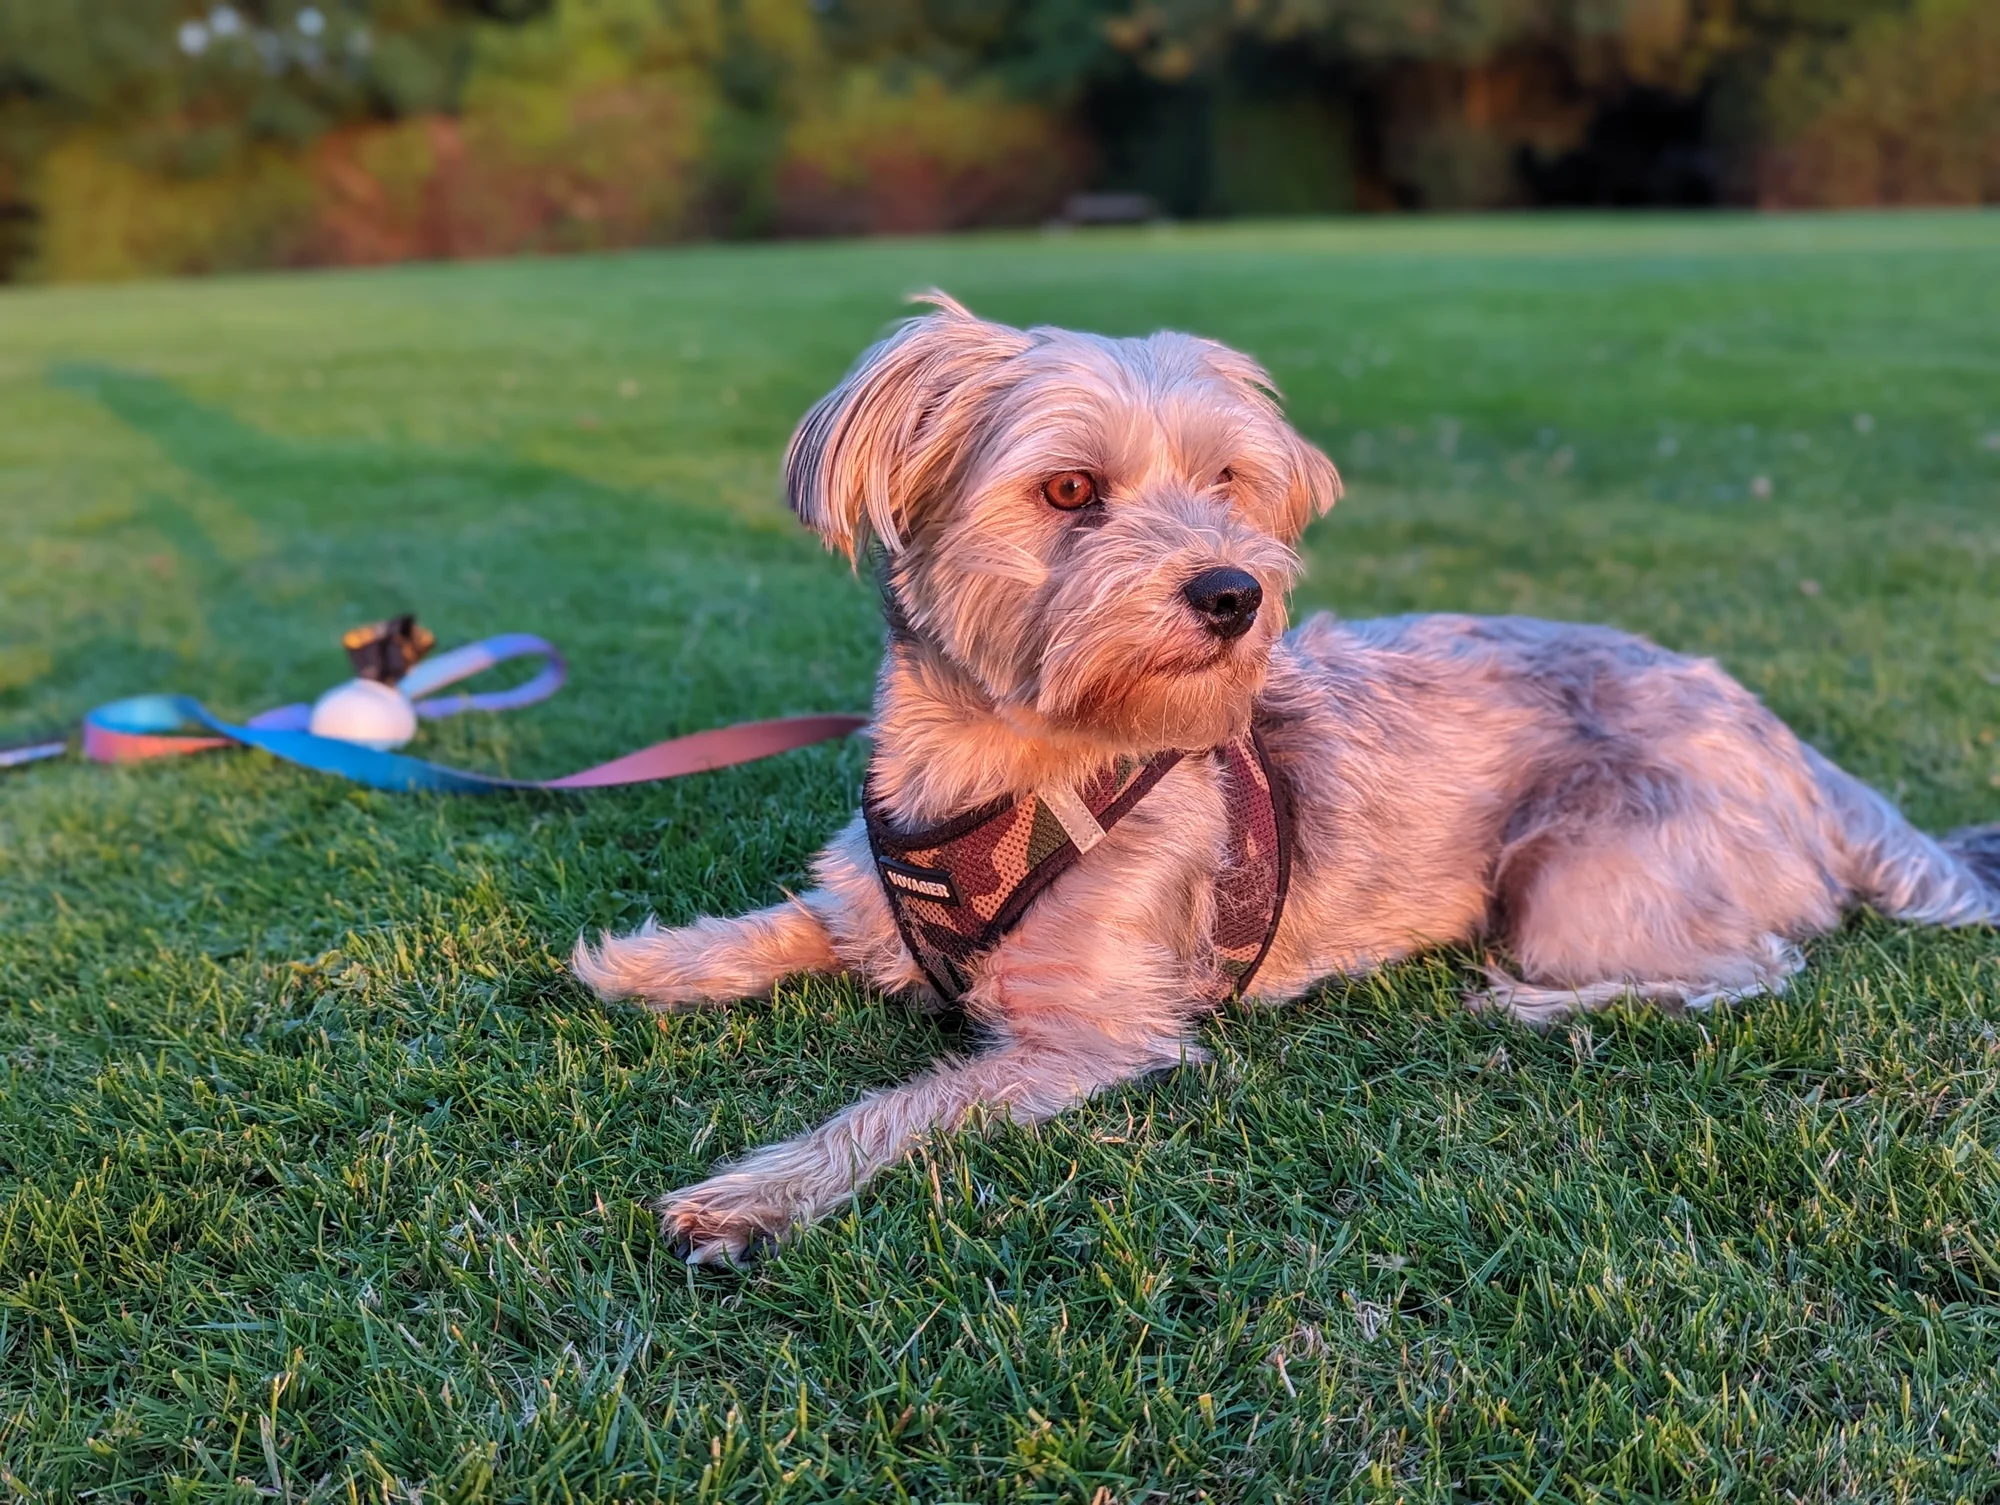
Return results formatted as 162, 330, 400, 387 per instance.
402, 633, 567, 718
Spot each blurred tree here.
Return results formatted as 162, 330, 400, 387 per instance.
2, 0, 1983, 280
1759, 0, 1998, 205
910, 0, 1930, 209
0, 0, 552, 275
0, 1, 546, 146
815, 0, 1118, 94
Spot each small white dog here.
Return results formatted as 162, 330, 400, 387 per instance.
575, 294, 2000, 1263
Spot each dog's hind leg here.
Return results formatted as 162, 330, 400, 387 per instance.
656, 1026, 1192, 1263
1471, 749, 1844, 1025
1472, 745, 2000, 1027
571, 895, 842, 1011
1471, 931, 1807, 1027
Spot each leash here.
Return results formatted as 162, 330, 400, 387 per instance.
14, 618, 864, 793
82, 697, 866, 792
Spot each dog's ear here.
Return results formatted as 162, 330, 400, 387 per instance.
785, 292, 1032, 559
1280, 429, 1343, 537
1198, 339, 1343, 538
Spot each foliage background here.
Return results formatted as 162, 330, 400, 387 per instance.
1, 0, 1995, 282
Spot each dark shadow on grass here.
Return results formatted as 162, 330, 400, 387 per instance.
44, 360, 786, 558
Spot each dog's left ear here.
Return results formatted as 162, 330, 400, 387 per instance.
1199, 340, 1342, 538
785, 292, 1032, 559
1280, 429, 1343, 538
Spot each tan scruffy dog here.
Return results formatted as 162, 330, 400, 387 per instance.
574, 293, 2000, 1264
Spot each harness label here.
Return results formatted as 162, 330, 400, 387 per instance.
878, 856, 961, 905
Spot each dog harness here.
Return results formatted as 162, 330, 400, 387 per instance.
864, 727, 1292, 1005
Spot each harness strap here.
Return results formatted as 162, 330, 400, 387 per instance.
865, 751, 1183, 1000
865, 726, 1291, 1005
1208, 726, 1292, 997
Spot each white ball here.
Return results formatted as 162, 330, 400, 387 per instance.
309, 677, 418, 750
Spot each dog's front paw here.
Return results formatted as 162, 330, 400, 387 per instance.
570, 921, 707, 1011
656, 1175, 795, 1266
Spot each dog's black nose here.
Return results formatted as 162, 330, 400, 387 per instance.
1182, 567, 1263, 639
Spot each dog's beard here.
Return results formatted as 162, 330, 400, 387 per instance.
1033, 585, 1281, 750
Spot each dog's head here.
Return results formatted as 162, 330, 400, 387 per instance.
785, 293, 1339, 750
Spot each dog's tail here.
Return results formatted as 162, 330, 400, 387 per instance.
1944, 822, 2000, 897
1807, 746, 2000, 926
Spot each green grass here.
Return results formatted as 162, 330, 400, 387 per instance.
2, 212, 1999, 1503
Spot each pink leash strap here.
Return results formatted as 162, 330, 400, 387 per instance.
543, 715, 869, 789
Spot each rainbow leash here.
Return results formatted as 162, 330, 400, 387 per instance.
23, 625, 863, 794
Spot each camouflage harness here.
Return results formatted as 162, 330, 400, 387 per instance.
863, 726, 1292, 1005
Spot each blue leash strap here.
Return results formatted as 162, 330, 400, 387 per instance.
86, 694, 542, 792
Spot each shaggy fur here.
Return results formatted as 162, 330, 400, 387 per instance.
573, 293, 2000, 1263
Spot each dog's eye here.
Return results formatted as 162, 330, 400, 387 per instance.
1214, 467, 1235, 488
1043, 471, 1098, 511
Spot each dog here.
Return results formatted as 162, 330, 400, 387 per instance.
573, 293, 2000, 1264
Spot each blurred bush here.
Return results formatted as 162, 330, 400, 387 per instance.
6, 0, 1086, 279
1, 0, 1993, 281
1759, 0, 1998, 207
301, 0, 716, 264
777, 70, 1081, 235
35, 132, 313, 278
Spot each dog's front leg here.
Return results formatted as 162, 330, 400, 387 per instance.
658, 1025, 1194, 1263
571, 893, 841, 1011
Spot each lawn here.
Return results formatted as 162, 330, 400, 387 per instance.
2, 212, 1998, 1503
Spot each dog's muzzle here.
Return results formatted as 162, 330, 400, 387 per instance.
1182, 567, 1263, 640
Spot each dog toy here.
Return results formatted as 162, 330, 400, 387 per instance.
306, 615, 436, 749
309, 678, 417, 750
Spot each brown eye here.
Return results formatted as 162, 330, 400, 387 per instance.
1215, 467, 1235, 487
1042, 471, 1098, 510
